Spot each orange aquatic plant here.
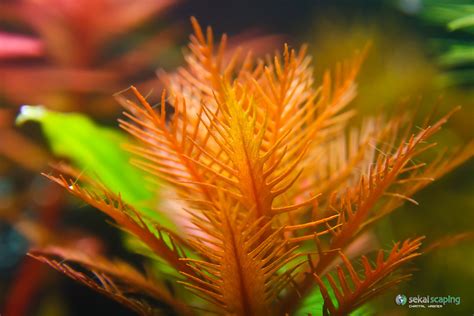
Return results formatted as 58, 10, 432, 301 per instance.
30, 19, 474, 315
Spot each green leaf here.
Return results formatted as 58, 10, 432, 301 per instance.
448, 14, 474, 30
16, 106, 174, 229
421, 3, 474, 26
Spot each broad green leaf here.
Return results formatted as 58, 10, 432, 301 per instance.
16, 106, 175, 229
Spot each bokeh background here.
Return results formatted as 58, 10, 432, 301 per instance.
0, 0, 472, 315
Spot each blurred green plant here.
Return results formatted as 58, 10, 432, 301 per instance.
419, 0, 474, 87
16, 107, 150, 205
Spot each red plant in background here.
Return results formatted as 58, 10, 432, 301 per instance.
0, 0, 281, 116
0, 0, 179, 114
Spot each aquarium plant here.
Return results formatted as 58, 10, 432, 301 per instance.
25, 19, 473, 315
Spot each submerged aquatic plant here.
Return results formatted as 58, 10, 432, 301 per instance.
30, 19, 473, 315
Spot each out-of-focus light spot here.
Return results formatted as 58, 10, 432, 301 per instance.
15, 105, 45, 126
398, 0, 423, 15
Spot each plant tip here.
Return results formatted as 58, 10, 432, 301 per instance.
16, 105, 46, 126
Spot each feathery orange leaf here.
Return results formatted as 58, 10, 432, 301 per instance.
313, 237, 423, 316
42, 173, 193, 277
29, 246, 193, 316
